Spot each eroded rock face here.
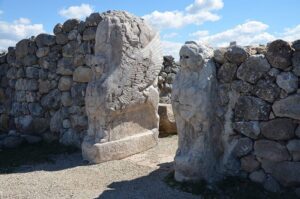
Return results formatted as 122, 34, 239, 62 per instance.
82, 11, 163, 163
172, 42, 224, 183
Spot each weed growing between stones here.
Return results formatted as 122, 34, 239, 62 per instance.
164, 171, 298, 199
0, 141, 79, 174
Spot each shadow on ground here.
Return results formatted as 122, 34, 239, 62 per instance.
97, 162, 198, 199
0, 141, 87, 174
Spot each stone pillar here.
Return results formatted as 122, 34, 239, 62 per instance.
172, 41, 224, 182
82, 11, 163, 163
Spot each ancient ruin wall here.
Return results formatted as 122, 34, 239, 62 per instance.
0, 11, 176, 149
214, 40, 300, 191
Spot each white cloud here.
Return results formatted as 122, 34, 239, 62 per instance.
185, 0, 223, 13
143, 0, 223, 29
189, 30, 209, 38
161, 40, 183, 60
282, 24, 300, 41
193, 20, 276, 47
0, 18, 45, 50
59, 3, 94, 19
163, 32, 179, 39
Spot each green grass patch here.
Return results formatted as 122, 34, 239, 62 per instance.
164, 171, 298, 199
0, 141, 79, 174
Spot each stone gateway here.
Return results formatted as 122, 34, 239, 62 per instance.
172, 42, 224, 182
82, 11, 163, 163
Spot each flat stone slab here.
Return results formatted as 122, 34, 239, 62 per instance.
82, 131, 158, 163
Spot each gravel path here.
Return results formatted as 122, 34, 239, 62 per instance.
0, 135, 198, 199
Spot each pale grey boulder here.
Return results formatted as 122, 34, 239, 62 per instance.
82, 11, 162, 163
172, 41, 224, 183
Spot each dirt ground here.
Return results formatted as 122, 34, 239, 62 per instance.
0, 135, 198, 199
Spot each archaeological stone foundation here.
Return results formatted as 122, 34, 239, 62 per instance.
0, 10, 300, 193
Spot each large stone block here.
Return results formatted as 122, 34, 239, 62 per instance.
172, 41, 224, 183
236, 54, 270, 84
254, 140, 290, 162
260, 118, 296, 140
266, 39, 293, 69
272, 94, 300, 120
82, 11, 162, 163
234, 96, 271, 121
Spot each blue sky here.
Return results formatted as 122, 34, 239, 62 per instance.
0, 0, 300, 59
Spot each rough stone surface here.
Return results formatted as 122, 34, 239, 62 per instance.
236, 54, 270, 84
35, 34, 56, 48
3, 136, 24, 148
292, 51, 300, 76
287, 139, 300, 161
266, 39, 293, 69
213, 48, 226, 64
172, 41, 224, 183
270, 161, 300, 187
264, 175, 281, 193
233, 121, 260, 139
240, 155, 260, 172
260, 118, 296, 140
249, 170, 266, 184
254, 140, 290, 162
73, 66, 93, 83
82, 11, 162, 164
217, 62, 237, 83
233, 137, 253, 157
58, 76, 73, 91
296, 125, 300, 138
158, 103, 177, 135
252, 79, 280, 103
276, 72, 298, 94
272, 94, 300, 120
225, 45, 248, 64
234, 96, 271, 121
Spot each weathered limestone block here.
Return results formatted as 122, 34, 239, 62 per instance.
82, 11, 162, 163
172, 42, 224, 183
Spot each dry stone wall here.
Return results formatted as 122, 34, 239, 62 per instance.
0, 11, 175, 149
172, 39, 300, 192
0, 13, 106, 148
